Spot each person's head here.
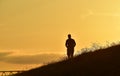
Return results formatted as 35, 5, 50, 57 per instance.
68, 34, 71, 39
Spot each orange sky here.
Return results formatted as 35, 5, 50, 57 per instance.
0, 0, 120, 70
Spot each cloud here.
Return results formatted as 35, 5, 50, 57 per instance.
1, 53, 64, 64
80, 9, 120, 20
0, 52, 12, 59
88, 10, 120, 17
0, 52, 13, 65
80, 9, 94, 19
93, 12, 120, 17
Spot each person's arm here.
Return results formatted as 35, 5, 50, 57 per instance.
65, 40, 68, 47
74, 39, 76, 47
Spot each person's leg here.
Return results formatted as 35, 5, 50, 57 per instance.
70, 48, 74, 58
67, 48, 74, 58
67, 52, 70, 58
67, 49, 70, 58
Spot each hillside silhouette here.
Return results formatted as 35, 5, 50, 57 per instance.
14, 45, 120, 76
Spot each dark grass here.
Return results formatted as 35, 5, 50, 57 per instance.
14, 44, 120, 76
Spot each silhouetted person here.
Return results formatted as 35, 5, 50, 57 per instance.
65, 34, 76, 58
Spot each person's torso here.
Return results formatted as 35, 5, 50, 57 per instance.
67, 39, 75, 47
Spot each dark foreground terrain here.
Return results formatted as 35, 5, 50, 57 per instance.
14, 45, 120, 76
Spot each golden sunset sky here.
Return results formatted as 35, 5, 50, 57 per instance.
0, 0, 120, 70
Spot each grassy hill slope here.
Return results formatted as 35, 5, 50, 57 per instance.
14, 45, 120, 76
